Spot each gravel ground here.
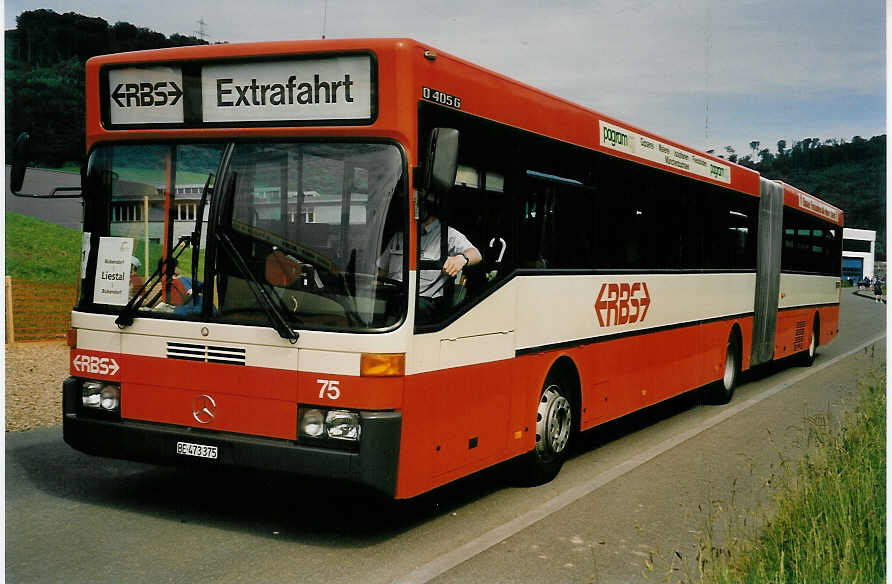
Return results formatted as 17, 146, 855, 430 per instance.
5, 340, 69, 431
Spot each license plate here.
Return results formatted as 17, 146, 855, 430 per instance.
176, 441, 218, 459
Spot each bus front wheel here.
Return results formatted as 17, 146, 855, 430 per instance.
521, 374, 573, 485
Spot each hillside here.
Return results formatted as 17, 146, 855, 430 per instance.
5, 9, 208, 166
739, 135, 886, 259
776, 158, 885, 253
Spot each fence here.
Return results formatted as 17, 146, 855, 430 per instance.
5, 277, 78, 343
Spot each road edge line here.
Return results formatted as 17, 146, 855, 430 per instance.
392, 334, 886, 584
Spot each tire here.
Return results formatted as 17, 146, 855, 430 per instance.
520, 374, 574, 485
708, 332, 740, 404
801, 318, 819, 367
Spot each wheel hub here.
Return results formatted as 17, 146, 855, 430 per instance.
536, 385, 571, 461
723, 346, 737, 390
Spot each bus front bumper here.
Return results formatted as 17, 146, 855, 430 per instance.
62, 378, 402, 497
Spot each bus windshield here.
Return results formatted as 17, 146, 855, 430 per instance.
81, 141, 407, 333
216, 142, 406, 331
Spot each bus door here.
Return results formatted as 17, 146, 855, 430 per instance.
410, 165, 516, 480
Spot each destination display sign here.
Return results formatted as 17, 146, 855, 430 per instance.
201, 55, 372, 123
103, 54, 374, 127
108, 66, 185, 125
598, 120, 731, 185
798, 191, 841, 223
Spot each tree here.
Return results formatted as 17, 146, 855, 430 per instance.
6, 57, 85, 165
749, 141, 760, 159
6, 9, 210, 165
746, 134, 886, 261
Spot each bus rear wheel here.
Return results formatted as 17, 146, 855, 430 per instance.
521, 375, 573, 485
801, 317, 819, 367
708, 332, 740, 404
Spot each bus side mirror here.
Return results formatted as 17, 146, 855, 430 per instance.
422, 127, 459, 197
8, 131, 83, 198
10, 132, 30, 194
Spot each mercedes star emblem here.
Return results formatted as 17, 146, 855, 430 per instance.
192, 394, 217, 424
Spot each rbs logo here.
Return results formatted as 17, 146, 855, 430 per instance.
111, 81, 183, 108
72, 354, 120, 376
594, 282, 651, 327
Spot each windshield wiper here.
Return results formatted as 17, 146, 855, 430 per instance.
115, 236, 191, 328
217, 231, 299, 343
187, 171, 214, 310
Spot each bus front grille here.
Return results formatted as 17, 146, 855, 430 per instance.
167, 342, 246, 366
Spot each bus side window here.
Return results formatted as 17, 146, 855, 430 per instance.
553, 187, 596, 269
518, 189, 555, 269
481, 171, 509, 274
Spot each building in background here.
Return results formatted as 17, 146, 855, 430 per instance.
842, 228, 876, 283
109, 184, 367, 250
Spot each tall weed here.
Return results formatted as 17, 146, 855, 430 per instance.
700, 368, 886, 583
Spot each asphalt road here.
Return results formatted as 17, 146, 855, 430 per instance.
5, 166, 84, 230
6, 291, 885, 584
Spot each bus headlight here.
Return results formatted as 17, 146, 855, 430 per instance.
82, 381, 103, 407
298, 406, 362, 445
100, 385, 120, 411
299, 408, 325, 438
325, 410, 361, 441
81, 380, 120, 412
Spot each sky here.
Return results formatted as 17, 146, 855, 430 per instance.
3, 0, 886, 160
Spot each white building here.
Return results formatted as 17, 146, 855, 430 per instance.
842, 228, 876, 283
111, 184, 367, 249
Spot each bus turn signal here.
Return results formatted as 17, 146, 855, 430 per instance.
360, 353, 405, 377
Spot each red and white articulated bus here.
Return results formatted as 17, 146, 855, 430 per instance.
12, 39, 842, 499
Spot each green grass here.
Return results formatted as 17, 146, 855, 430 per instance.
6, 211, 205, 286
132, 239, 205, 283
35, 163, 212, 185
35, 162, 81, 174
701, 368, 886, 583
5, 211, 82, 283
111, 167, 211, 185
34, 163, 211, 187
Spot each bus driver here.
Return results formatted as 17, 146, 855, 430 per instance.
378, 194, 482, 321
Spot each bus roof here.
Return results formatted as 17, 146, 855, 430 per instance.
85, 37, 841, 225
